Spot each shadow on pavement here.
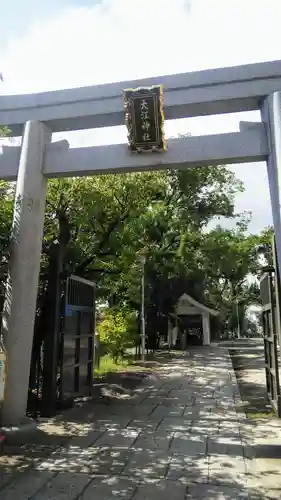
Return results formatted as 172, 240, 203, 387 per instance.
0, 348, 278, 498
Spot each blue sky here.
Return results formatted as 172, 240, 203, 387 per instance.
0, 0, 281, 234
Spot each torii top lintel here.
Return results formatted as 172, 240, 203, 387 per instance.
1, 59, 281, 135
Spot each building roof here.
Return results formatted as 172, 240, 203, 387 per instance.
176, 293, 219, 317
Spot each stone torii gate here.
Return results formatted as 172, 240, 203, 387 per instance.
1, 60, 281, 425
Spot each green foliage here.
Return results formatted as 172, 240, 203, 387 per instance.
37, 163, 268, 342
97, 307, 137, 362
0, 128, 14, 305
0, 127, 10, 137
0, 190, 14, 307
0, 129, 270, 346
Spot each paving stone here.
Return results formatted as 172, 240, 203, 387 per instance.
132, 394, 149, 405
190, 420, 219, 437
218, 422, 241, 437
85, 447, 133, 475
216, 395, 235, 405
157, 417, 191, 434
193, 390, 212, 396
109, 404, 135, 415
193, 392, 215, 401
126, 419, 161, 432
133, 431, 172, 451
94, 429, 139, 447
184, 406, 208, 419
36, 445, 133, 475
0, 347, 263, 498
132, 479, 186, 500
208, 454, 248, 487
0, 454, 34, 489
212, 410, 238, 422
95, 417, 133, 431
67, 429, 105, 448
81, 476, 138, 500
160, 384, 183, 392
167, 453, 208, 483
194, 399, 217, 408
250, 488, 281, 500
238, 421, 254, 442
186, 483, 250, 499
33, 472, 91, 499
246, 457, 281, 492
147, 388, 172, 397
166, 391, 194, 405
35, 446, 100, 474
133, 404, 158, 417
170, 433, 207, 455
144, 397, 163, 407
122, 449, 170, 479
169, 389, 193, 398
0, 471, 55, 500
0, 469, 17, 490
150, 396, 187, 407
150, 405, 185, 419
207, 436, 244, 457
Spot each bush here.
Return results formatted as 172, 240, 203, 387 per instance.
97, 307, 137, 363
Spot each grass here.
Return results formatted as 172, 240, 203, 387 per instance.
94, 355, 132, 377
94, 352, 158, 378
228, 346, 277, 420
247, 410, 276, 420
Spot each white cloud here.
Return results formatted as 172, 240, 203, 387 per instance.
1, 0, 193, 93
1, 0, 280, 95
1, 0, 281, 232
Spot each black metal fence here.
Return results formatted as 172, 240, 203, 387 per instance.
59, 275, 95, 402
28, 274, 95, 417
260, 268, 281, 417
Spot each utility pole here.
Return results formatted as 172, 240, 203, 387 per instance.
236, 299, 241, 340
140, 255, 146, 361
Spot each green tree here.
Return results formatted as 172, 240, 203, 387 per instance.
28, 161, 268, 365
98, 307, 137, 362
0, 127, 14, 307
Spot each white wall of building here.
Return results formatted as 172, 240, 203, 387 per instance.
175, 294, 213, 346
202, 312, 211, 345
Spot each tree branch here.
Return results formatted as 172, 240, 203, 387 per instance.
74, 212, 130, 274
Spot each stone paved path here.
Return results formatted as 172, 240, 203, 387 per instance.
0, 348, 266, 499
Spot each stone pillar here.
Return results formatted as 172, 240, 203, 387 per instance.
1, 121, 51, 426
172, 325, 178, 347
180, 329, 187, 350
261, 93, 281, 276
262, 93, 281, 368
202, 313, 211, 345
167, 318, 173, 348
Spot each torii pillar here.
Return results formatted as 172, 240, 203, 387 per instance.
1, 121, 51, 426
262, 92, 281, 278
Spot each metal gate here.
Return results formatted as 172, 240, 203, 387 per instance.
260, 268, 281, 417
59, 275, 95, 402
28, 274, 95, 417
